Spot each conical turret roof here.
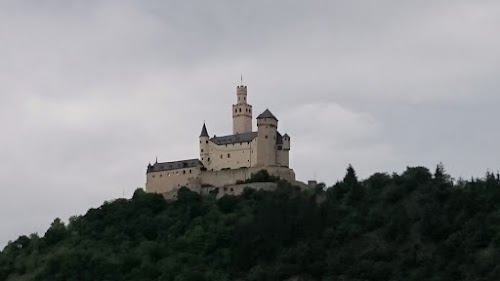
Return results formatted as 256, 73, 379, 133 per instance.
257, 109, 278, 121
200, 123, 209, 137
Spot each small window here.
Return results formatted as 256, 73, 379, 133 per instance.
208, 157, 210, 161
206, 140, 208, 144
189, 170, 192, 174
277, 146, 282, 150
220, 155, 223, 159
227, 153, 231, 158
201, 149, 204, 152
152, 175, 155, 178
183, 170, 186, 174
239, 108, 242, 112
235, 109, 237, 113
265, 135, 268, 139
160, 174, 163, 177
202, 157, 204, 160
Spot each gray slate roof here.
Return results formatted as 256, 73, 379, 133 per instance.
257, 109, 278, 120
276, 132, 283, 145
200, 123, 209, 137
147, 158, 202, 173
210, 131, 285, 145
211, 132, 257, 145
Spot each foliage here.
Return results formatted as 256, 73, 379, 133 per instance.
2, 165, 500, 280
244, 169, 280, 183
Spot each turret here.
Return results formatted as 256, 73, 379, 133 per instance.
199, 123, 210, 168
256, 109, 278, 166
283, 133, 290, 151
279, 133, 290, 167
232, 85, 253, 134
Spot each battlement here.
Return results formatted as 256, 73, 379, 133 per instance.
236, 85, 248, 95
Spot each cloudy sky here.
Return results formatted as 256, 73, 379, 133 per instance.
1, 0, 500, 246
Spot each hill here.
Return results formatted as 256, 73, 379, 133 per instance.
1, 165, 500, 281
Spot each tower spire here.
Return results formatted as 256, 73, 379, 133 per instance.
240, 74, 243, 85
200, 122, 209, 137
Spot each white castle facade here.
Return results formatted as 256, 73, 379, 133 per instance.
145, 83, 301, 198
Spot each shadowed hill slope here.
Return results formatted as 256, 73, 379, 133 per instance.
1, 165, 500, 281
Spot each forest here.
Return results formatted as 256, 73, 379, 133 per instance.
1, 165, 499, 281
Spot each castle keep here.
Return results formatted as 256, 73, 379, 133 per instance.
145, 83, 298, 198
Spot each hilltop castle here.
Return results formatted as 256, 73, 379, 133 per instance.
145, 83, 301, 198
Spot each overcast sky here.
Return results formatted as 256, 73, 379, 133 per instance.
1, 0, 500, 247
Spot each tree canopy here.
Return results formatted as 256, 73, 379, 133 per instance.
1, 165, 500, 281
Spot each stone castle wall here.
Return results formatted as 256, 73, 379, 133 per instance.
201, 182, 278, 199
199, 166, 295, 188
162, 179, 313, 201
145, 167, 201, 194
203, 138, 258, 171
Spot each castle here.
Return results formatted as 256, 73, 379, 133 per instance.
145, 83, 301, 199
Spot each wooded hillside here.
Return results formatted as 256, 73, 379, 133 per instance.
1, 166, 499, 281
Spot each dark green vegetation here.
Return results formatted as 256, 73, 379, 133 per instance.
2, 165, 500, 281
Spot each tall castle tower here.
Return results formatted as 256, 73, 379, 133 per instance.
199, 123, 210, 167
232, 84, 253, 134
256, 109, 278, 166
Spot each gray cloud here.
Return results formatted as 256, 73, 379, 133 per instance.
1, 0, 500, 246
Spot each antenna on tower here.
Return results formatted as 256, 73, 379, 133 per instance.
240, 74, 243, 85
